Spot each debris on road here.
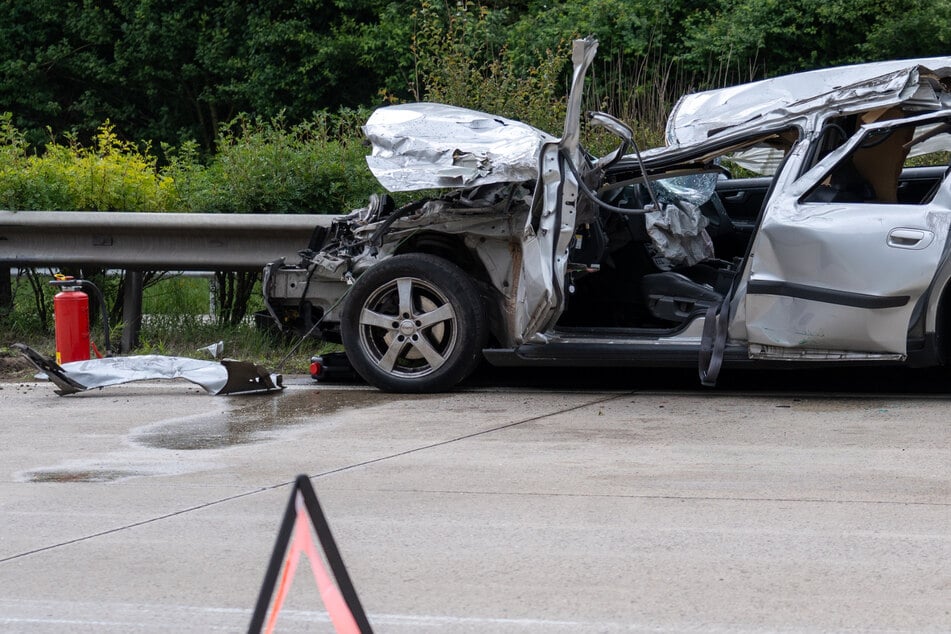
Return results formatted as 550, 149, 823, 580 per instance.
13, 343, 284, 396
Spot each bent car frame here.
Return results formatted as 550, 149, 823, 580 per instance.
263, 38, 951, 392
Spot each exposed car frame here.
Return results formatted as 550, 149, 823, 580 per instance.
264, 38, 951, 392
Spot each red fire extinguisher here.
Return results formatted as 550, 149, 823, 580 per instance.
52, 279, 90, 364
50, 274, 112, 365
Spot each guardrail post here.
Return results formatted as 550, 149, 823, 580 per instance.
0, 264, 10, 318
121, 270, 143, 353
208, 274, 217, 321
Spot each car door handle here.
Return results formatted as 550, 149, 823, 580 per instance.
887, 228, 934, 250
720, 191, 748, 203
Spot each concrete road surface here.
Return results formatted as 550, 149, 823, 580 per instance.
0, 376, 949, 632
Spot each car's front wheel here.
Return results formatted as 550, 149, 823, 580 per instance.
340, 254, 487, 392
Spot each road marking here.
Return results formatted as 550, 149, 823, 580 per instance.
0, 600, 932, 633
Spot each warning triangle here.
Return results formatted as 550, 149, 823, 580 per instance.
249, 475, 373, 633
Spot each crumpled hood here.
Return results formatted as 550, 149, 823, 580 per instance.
363, 103, 556, 192
668, 57, 951, 146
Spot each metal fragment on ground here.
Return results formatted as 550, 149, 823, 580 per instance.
13, 343, 283, 396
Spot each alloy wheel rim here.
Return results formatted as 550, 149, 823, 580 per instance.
357, 276, 458, 378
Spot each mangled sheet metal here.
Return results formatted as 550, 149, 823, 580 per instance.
363, 102, 556, 192
14, 344, 283, 396
667, 58, 951, 147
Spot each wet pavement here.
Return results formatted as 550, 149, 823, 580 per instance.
0, 373, 949, 632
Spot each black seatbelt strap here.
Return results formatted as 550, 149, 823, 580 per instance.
698, 293, 731, 386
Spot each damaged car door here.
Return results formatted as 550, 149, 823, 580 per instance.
745, 111, 951, 360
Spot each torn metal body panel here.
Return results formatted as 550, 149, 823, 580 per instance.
364, 103, 555, 192
15, 344, 283, 395
264, 41, 951, 392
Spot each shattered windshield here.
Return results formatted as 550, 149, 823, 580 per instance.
653, 173, 719, 206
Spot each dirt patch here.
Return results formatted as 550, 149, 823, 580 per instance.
0, 353, 36, 381
25, 469, 146, 483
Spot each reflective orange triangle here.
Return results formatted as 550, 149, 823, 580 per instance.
263, 493, 362, 634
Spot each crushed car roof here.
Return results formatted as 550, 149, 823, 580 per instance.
667, 57, 951, 146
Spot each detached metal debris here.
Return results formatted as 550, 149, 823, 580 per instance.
14, 344, 284, 396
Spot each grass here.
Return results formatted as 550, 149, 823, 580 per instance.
142, 274, 212, 315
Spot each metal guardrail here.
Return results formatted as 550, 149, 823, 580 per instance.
0, 210, 337, 353
0, 210, 336, 270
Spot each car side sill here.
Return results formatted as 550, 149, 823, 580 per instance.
483, 342, 750, 368
483, 343, 912, 369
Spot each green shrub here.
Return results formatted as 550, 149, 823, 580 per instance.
167, 110, 379, 214
0, 111, 382, 215
0, 121, 176, 211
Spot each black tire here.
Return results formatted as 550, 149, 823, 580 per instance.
340, 253, 487, 392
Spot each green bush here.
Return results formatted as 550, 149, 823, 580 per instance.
167, 110, 379, 214
0, 111, 381, 215
0, 121, 176, 212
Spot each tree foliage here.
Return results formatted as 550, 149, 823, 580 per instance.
678, 0, 951, 80
3, 0, 951, 154
0, 0, 403, 149
410, 1, 569, 135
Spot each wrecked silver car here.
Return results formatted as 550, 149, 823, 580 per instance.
264, 38, 951, 392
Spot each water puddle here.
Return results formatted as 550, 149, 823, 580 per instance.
19, 388, 440, 484
133, 388, 433, 450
